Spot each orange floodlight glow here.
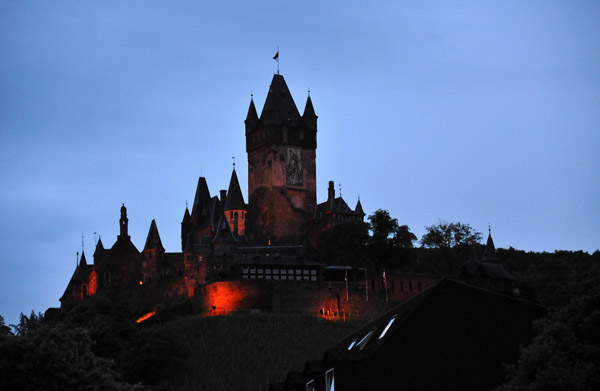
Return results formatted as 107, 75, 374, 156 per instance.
136, 310, 157, 323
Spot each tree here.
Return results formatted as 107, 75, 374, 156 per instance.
10, 310, 44, 336
0, 315, 12, 338
316, 220, 369, 266
368, 209, 417, 271
495, 284, 600, 391
0, 324, 142, 391
420, 221, 482, 248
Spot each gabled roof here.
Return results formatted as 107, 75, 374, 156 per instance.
223, 169, 246, 211
212, 213, 238, 244
325, 279, 544, 391
259, 74, 304, 127
144, 219, 165, 251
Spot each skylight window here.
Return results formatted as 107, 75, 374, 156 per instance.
355, 329, 375, 350
378, 316, 396, 340
347, 339, 357, 350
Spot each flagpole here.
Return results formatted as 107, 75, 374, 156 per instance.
345, 269, 349, 302
383, 268, 388, 302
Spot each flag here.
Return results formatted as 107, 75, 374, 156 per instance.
273, 51, 279, 61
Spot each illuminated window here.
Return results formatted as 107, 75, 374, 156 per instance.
347, 339, 357, 350
306, 380, 315, 391
325, 368, 334, 391
378, 316, 396, 339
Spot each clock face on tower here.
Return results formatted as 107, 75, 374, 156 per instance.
286, 147, 303, 186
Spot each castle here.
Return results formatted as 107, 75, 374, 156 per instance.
60, 74, 514, 316
60, 74, 374, 313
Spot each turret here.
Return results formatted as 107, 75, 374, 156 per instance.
119, 204, 129, 239
181, 207, 191, 251
223, 167, 247, 236
302, 94, 317, 130
483, 226, 499, 262
93, 237, 106, 266
244, 96, 259, 134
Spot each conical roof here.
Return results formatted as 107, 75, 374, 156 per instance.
223, 169, 246, 211
259, 74, 304, 127
245, 98, 259, 124
191, 177, 211, 223
182, 206, 191, 224
355, 199, 365, 216
144, 219, 165, 251
93, 237, 105, 258
483, 231, 498, 262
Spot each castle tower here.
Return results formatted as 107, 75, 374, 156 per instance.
223, 167, 247, 236
245, 74, 317, 242
119, 203, 129, 239
143, 219, 164, 281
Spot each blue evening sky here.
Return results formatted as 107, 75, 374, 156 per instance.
1, 1, 599, 325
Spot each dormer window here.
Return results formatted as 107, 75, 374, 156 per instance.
378, 316, 397, 340
325, 368, 334, 391
306, 379, 315, 391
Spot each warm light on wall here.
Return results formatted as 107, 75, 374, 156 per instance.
136, 310, 157, 323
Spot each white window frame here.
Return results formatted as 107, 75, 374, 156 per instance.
325, 368, 335, 391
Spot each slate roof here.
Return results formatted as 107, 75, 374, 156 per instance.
259, 74, 305, 127
93, 237, 105, 259
191, 177, 211, 225
144, 219, 165, 251
223, 168, 246, 211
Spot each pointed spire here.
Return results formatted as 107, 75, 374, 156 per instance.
245, 95, 259, 133
93, 237, 106, 264
144, 219, 165, 251
483, 226, 498, 262
182, 206, 191, 224
224, 168, 246, 211
354, 198, 365, 217
302, 93, 317, 130
79, 250, 87, 266
191, 177, 211, 224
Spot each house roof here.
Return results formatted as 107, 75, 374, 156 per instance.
275, 278, 546, 391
